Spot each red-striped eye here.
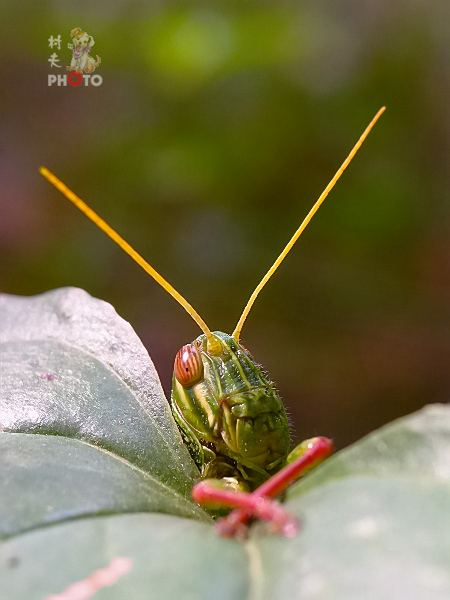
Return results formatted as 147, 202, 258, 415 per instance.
174, 344, 204, 387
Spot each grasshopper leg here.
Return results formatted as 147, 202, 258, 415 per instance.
193, 479, 300, 537
192, 436, 333, 537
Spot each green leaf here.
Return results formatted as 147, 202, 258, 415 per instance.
0, 288, 208, 537
0, 514, 248, 600
266, 403, 450, 599
1, 289, 449, 599
253, 476, 450, 600
287, 403, 450, 500
0, 434, 208, 538
1, 473, 449, 599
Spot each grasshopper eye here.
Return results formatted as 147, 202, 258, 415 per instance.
174, 344, 204, 387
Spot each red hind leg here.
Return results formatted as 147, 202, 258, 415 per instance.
192, 436, 333, 537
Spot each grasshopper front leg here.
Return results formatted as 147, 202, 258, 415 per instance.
192, 436, 333, 537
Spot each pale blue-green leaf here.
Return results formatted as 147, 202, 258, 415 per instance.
0, 288, 199, 493
251, 476, 450, 600
287, 403, 450, 501
0, 514, 248, 600
0, 433, 209, 539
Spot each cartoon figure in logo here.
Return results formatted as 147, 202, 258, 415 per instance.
67, 28, 101, 74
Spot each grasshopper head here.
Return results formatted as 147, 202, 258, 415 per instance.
171, 332, 290, 481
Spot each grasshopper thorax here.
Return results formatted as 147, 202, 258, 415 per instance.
170, 332, 291, 486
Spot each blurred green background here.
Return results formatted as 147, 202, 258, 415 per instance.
1, 1, 449, 450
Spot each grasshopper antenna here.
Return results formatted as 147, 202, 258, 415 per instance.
232, 106, 386, 343
39, 166, 221, 352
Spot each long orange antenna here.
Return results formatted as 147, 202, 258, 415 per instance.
232, 106, 386, 343
39, 167, 218, 348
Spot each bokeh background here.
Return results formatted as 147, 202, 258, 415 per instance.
1, 1, 449, 451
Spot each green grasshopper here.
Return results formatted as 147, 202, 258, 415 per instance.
40, 107, 385, 538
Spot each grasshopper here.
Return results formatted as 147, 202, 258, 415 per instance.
40, 107, 385, 537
